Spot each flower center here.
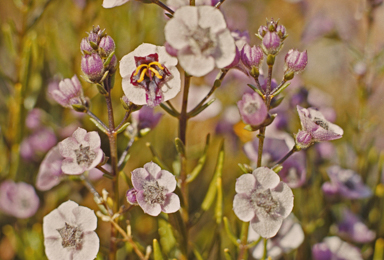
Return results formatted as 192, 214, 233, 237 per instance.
133, 61, 165, 83
74, 144, 96, 168
189, 27, 216, 55
57, 222, 83, 249
251, 189, 279, 214
244, 101, 260, 114
143, 181, 166, 205
313, 117, 329, 130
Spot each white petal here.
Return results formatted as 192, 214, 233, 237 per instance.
72, 206, 97, 231
59, 137, 78, 158
233, 194, 255, 222
72, 232, 100, 260
272, 182, 294, 218
197, 6, 227, 33
156, 170, 177, 192
235, 174, 256, 194
178, 51, 215, 77
61, 159, 84, 175
43, 201, 78, 238
214, 30, 236, 68
144, 162, 162, 178
102, 0, 129, 8
250, 214, 283, 238
85, 150, 104, 172
164, 19, 191, 50
161, 66, 181, 102
84, 131, 101, 150
119, 43, 157, 78
72, 128, 87, 143
161, 193, 180, 214
131, 168, 150, 190
122, 78, 147, 105
137, 191, 162, 216
253, 167, 280, 189
44, 237, 71, 260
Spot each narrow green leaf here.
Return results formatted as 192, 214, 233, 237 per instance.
215, 177, 223, 224
153, 239, 164, 260
201, 140, 224, 211
193, 248, 204, 260
188, 99, 215, 118
223, 217, 239, 246
160, 103, 179, 117
187, 134, 210, 183
103, 51, 115, 68
272, 82, 291, 96
146, 142, 171, 171
116, 122, 130, 134
89, 118, 109, 134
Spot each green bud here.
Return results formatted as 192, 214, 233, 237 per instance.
250, 66, 259, 78
267, 54, 275, 66
284, 71, 295, 81
71, 103, 87, 112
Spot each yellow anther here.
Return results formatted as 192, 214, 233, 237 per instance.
133, 64, 149, 76
148, 61, 164, 70
148, 67, 163, 79
137, 68, 148, 83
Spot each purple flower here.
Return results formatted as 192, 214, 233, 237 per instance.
81, 53, 104, 83
126, 188, 138, 205
99, 35, 115, 57
43, 200, 99, 260
36, 145, 64, 191
241, 44, 264, 70
312, 237, 362, 260
262, 32, 281, 55
80, 38, 94, 54
322, 166, 372, 199
88, 164, 112, 181
248, 214, 304, 259
102, 0, 129, 8
120, 43, 181, 107
233, 167, 294, 238
237, 92, 268, 126
295, 106, 343, 149
336, 209, 375, 244
0, 181, 39, 219
279, 153, 306, 189
285, 49, 308, 74
26, 108, 44, 130
59, 128, 104, 175
130, 162, 180, 216
164, 6, 236, 77
49, 75, 85, 108
131, 106, 163, 132
231, 30, 250, 50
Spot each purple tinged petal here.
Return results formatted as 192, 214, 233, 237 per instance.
81, 54, 104, 82
131, 168, 150, 190
285, 49, 308, 73
156, 170, 177, 192
126, 189, 138, 205
136, 191, 162, 216
262, 32, 281, 54
161, 193, 180, 214
36, 146, 63, 191
235, 174, 256, 194
241, 44, 264, 69
144, 161, 162, 178
237, 92, 268, 126
272, 182, 294, 218
233, 194, 255, 222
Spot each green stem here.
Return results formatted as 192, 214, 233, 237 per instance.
273, 146, 297, 167
237, 222, 249, 260
261, 238, 268, 260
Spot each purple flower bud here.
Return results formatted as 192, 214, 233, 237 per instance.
132, 106, 163, 131
99, 35, 115, 57
80, 38, 94, 54
126, 188, 138, 205
237, 92, 268, 126
258, 26, 268, 37
262, 32, 281, 54
88, 26, 102, 45
276, 24, 286, 38
81, 53, 104, 83
241, 44, 263, 70
295, 130, 313, 149
285, 49, 308, 74
48, 75, 84, 108
108, 54, 117, 74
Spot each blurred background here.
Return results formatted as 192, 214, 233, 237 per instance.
1, 0, 384, 259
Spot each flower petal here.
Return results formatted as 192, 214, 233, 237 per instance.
178, 50, 215, 77
197, 6, 227, 33
272, 182, 294, 218
144, 162, 162, 178
84, 131, 101, 150
161, 193, 180, 214
253, 167, 280, 189
102, 0, 129, 8
71, 231, 100, 260
235, 174, 256, 195
213, 30, 236, 69
250, 213, 283, 238
156, 170, 177, 192
61, 159, 84, 175
72, 206, 97, 231
233, 194, 255, 222
136, 191, 162, 216
131, 168, 150, 190
44, 237, 71, 260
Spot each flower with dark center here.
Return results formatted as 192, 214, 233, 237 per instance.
120, 43, 181, 107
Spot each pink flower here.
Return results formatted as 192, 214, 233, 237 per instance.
164, 6, 236, 77
284, 49, 308, 74
237, 92, 268, 126
36, 145, 64, 191
59, 128, 104, 175
233, 167, 294, 238
295, 106, 343, 149
43, 200, 99, 260
120, 43, 181, 107
48, 75, 85, 108
130, 162, 180, 216
0, 181, 39, 218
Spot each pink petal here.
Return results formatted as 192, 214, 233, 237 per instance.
233, 194, 255, 222
144, 162, 162, 178
156, 170, 177, 192
272, 182, 294, 219
161, 193, 180, 214
61, 159, 84, 175
136, 191, 162, 216
131, 168, 150, 190
235, 174, 256, 194
253, 167, 280, 189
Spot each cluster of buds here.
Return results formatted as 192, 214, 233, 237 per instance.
257, 18, 287, 59
80, 26, 117, 88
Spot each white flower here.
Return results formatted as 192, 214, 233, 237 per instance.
233, 167, 294, 238
43, 200, 99, 260
164, 6, 236, 77
59, 128, 104, 175
102, 0, 129, 8
120, 43, 181, 107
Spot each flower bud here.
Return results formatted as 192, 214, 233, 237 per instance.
107, 54, 117, 74
81, 53, 104, 83
126, 189, 138, 205
99, 35, 115, 57
284, 49, 308, 74
241, 44, 263, 70
225, 46, 241, 69
237, 92, 268, 126
276, 24, 287, 39
262, 32, 281, 55
258, 26, 268, 37
80, 38, 94, 54
295, 130, 312, 149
